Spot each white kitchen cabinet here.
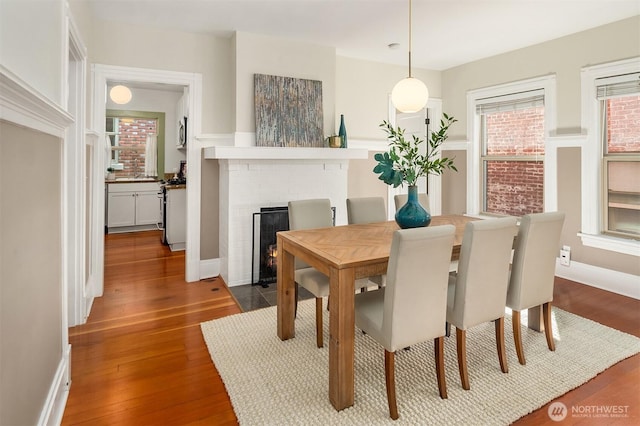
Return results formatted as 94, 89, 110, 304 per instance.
108, 192, 137, 227
136, 191, 163, 225
107, 182, 162, 232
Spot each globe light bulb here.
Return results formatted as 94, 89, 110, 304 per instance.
391, 77, 429, 113
110, 85, 132, 105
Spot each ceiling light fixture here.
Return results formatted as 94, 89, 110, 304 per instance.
109, 85, 132, 105
391, 0, 429, 113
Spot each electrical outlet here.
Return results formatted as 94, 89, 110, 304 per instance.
560, 245, 571, 266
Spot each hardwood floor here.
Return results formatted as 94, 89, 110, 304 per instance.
62, 231, 241, 425
62, 230, 639, 425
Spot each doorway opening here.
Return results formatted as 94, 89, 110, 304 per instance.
89, 65, 203, 322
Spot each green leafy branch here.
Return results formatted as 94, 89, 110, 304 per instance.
373, 113, 458, 187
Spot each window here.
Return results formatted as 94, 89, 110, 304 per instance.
105, 110, 166, 179
598, 77, 640, 238
580, 58, 639, 255
106, 116, 157, 176
478, 92, 545, 216
467, 75, 556, 218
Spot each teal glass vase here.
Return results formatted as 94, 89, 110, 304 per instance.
395, 185, 431, 229
338, 114, 347, 148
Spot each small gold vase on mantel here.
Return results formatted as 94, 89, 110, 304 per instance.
327, 135, 342, 148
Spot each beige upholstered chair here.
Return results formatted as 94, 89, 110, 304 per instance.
288, 199, 333, 348
346, 197, 387, 290
355, 225, 456, 420
446, 217, 518, 390
347, 196, 387, 224
507, 212, 565, 365
394, 192, 430, 213
393, 193, 460, 273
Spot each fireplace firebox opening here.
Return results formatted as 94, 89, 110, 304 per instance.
252, 207, 289, 287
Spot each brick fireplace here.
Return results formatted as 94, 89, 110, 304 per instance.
204, 146, 368, 286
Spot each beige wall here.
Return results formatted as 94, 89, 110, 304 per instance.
86, 19, 234, 133
443, 17, 640, 137
0, 122, 63, 425
441, 17, 640, 275
336, 56, 441, 139
234, 31, 337, 135
200, 152, 219, 259
337, 56, 442, 204
348, 152, 390, 208
441, 149, 467, 215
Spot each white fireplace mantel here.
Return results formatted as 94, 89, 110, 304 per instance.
203, 146, 368, 160
205, 145, 368, 287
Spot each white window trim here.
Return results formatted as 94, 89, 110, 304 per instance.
580, 57, 640, 256
466, 75, 557, 215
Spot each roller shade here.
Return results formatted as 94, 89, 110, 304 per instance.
476, 89, 544, 114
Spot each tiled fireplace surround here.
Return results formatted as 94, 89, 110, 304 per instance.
205, 147, 368, 287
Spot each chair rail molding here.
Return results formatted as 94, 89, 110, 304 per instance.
0, 65, 73, 137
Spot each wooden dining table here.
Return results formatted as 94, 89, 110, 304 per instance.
276, 214, 477, 411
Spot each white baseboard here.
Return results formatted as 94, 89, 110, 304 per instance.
555, 259, 640, 300
200, 258, 220, 280
38, 344, 71, 426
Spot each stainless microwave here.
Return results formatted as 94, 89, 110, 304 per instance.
177, 116, 187, 148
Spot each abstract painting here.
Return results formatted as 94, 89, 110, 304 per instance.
254, 74, 323, 147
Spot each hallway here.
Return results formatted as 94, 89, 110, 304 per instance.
62, 231, 240, 424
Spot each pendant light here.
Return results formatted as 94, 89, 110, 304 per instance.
391, 0, 429, 113
109, 85, 132, 105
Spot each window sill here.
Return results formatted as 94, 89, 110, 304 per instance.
578, 232, 640, 257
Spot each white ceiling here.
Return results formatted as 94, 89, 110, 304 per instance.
88, 0, 639, 70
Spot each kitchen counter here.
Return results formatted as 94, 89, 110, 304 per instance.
106, 178, 161, 184
163, 183, 186, 190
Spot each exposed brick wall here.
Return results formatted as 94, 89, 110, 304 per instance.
486, 107, 545, 155
486, 161, 544, 216
607, 95, 640, 153
483, 107, 544, 216
113, 118, 156, 177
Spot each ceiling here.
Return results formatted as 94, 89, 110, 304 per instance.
88, 0, 639, 71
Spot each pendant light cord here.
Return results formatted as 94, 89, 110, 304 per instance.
408, 0, 412, 78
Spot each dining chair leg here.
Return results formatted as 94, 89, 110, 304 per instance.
543, 302, 555, 352
495, 317, 509, 373
434, 336, 448, 399
455, 328, 470, 390
294, 282, 299, 318
512, 310, 526, 365
494, 317, 509, 373
315, 297, 323, 348
384, 350, 399, 420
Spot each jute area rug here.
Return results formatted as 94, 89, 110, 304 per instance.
201, 299, 640, 425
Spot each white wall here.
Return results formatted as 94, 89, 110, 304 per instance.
0, 0, 64, 104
